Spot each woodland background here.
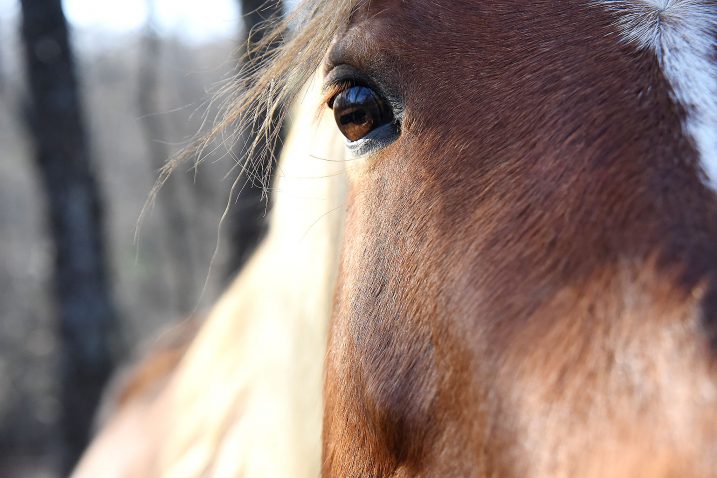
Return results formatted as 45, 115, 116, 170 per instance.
0, 0, 285, 476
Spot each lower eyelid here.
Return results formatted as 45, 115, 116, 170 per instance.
345, 123, 400, 157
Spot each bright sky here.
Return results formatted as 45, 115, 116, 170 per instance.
0, 0, 242, 42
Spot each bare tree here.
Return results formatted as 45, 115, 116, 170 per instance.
0, 21, 5, 96
137, 0, 197, 314
19, 0, 119, 472
225, 0, 285, 278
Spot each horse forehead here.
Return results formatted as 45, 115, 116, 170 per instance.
351, 0, 716, 39
347, 0, 717, 192
349, 0, 715, 44
599, 0, 717, 190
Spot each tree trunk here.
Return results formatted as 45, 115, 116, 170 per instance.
137, 0, 197, 314
19, 0, 119, 472
225, 0, 285, 278
0, 22, 5, 95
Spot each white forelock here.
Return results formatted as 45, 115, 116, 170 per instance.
600, 0, 717, 189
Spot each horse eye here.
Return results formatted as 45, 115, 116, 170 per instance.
330, 86, 394, 142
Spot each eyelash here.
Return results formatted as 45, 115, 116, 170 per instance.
323, 80, 355, 108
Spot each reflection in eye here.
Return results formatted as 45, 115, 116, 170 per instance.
330, 86, 394, 142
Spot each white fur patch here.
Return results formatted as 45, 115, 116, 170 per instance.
601, 0, 717, 188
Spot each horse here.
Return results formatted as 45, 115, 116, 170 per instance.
74, 0, 717, 476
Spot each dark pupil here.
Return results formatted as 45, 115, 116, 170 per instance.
332, 86, 392, 142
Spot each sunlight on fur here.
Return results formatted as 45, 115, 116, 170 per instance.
73, 79, 347, 477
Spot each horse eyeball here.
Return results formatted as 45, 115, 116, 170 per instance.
331, 86, 393, 142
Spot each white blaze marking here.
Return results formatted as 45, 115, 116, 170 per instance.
601, 0, 717, 188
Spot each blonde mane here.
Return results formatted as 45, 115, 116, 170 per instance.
153, 91, 348, 477
74, 1, 369, 475
75, 79, 347, 478
147, 0, 362, 200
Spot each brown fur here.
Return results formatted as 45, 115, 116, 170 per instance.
322, 0, 717, 476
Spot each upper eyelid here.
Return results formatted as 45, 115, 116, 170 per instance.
323, 65, 378, 95
321, 65, 382, 111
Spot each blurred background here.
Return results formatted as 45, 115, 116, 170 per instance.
0, 0, 287, 476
